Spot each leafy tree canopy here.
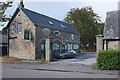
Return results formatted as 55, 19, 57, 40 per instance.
0, 0, 13, 21
64, 7, 104, 51
0, 0, 13, 34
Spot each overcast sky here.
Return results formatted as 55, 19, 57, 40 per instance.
4, 0, 120, 23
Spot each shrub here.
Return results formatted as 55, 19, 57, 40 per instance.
96, 49, 120, 70
40, 55, 47, 63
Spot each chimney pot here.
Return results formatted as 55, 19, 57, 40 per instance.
19, 0, 24, 8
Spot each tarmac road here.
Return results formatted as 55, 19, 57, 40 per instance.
1, 52, 119, 78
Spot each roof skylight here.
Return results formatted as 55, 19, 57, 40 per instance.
48, 21, 53, 25
60, 24, 67, 28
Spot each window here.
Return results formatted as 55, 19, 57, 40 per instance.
65, 45, 67, 49
74, 44, 79, 49
71, 34, 74, 40
67, 44, 72, 50
41, 44, 44, 50
24, 30, 29, 40
53, 31, 60, 36
53, 44, 59, 50
11, 25, 15, 33
18, 23, 22, 33
48, 21, 53, 25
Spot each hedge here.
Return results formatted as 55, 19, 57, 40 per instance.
96, 49, 120, 70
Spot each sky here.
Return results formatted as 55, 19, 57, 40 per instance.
3, 0, 120, 23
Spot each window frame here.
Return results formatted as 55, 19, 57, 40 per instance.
17, 23, 22, 33
74, 44, 79, 49
11, 25, 15, 33
71, 34, 74, 40
53, 44, 60, 50
24, 30, 29, 40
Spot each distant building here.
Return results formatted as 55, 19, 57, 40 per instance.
0, 34, 8, 56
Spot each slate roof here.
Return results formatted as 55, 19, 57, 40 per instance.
103, 10, 120, 39
19, 7, 79, 34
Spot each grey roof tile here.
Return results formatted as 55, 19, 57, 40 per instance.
20, 7, 79, 34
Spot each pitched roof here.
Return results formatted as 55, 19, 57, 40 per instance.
7, 7, 80, 34
103, 10, 120, 39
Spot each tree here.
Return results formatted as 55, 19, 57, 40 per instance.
0, 0, 13, 21
97, 23, 104, 35
0, 0, 13, 34
2, 27, 7, 34
64, 7, 104, 51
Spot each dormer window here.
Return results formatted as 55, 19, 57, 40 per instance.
60, 24, 67, 28
11, 25, 15, 33
48, 21, 53, 25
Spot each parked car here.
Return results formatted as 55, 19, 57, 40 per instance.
55, 50, 77, 59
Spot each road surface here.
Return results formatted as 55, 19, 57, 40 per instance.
1, 52, 119, 78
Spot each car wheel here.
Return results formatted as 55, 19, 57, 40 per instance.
73, 54, 76, 58
64, 55, 67, 59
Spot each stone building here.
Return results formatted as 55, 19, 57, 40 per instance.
6, 6, 80, 60
103, 10, 120, 50
96, 2, 120, 52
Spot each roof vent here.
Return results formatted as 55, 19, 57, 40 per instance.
48, 21, 53, 25
60, 24, 67, 28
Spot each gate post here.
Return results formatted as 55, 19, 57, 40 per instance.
96, 35, 104, 53
45, 38, 51, 62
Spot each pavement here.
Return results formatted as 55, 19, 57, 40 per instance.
1, 52, 119, 78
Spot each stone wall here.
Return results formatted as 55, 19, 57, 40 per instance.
35, 26, 80, 59
9, 10, 36, 60
119, 41, 120, 50
96, 35, 103, 53
108, 41, 120, 50
103, 40, 120, 50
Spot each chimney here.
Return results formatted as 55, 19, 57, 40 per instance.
19, 0, 24, 8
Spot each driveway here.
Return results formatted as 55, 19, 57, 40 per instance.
1, 52, 119, 78
55, 52, 97, 66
